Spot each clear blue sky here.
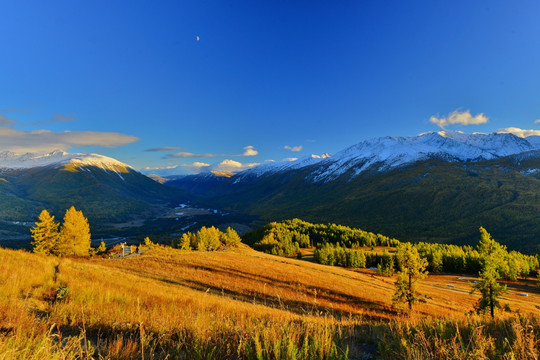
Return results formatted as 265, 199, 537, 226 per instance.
2, 1, 540, 175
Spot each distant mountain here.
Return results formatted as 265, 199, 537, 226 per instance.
0, 151, 187, 239
167, 131, 540, 252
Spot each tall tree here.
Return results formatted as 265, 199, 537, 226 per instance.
471, 227, 508, 318
30, 209, 60, 255
56, 206, 91, 257
220, 227, 241, 247
392, 242, 428, 311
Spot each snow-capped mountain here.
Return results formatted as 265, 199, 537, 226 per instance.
0, 150, 132, 172
232, 131, 540, 184
233, 153, 331, 183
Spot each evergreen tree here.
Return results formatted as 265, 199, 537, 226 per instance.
30, 209, 60, 255
471, 227, 508, 318
392, 243, 428, 311
56, 206, 91, 257
179, 233, 192, 250
221, 227, 241, 247
96, 241, 107, 255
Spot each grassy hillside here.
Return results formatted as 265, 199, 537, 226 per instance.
1, 244, 539, 359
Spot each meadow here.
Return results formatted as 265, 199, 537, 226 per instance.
1, 243, 539, 359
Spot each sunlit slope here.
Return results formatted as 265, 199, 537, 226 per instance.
2, 245, 539, 329
2, 245, 540, 358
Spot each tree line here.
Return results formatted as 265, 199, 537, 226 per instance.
243, 218, 399, 256
246, 219, 539, 280
313, 238, 539, 280
171, 226, 242, 251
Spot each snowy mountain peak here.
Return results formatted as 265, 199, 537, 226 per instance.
0, 150, 132, 172
306, 131, 540, 183
229, 131, 540, 184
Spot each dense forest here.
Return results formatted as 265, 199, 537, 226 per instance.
243, 219, 540, 280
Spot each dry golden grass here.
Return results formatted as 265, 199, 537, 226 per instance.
0, 244, 539, 359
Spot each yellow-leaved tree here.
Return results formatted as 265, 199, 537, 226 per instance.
392, 242, 428, 312
30, 209, 60, 255
55, 206, 91, 257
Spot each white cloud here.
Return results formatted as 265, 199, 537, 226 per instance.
496, 127, 540, 138
284, 145, 303, 152
242, 145, 258, 156
0, 127, 139, 153
181, 159, 259, 174
534, 119, 540, 124
430, 110, 489, 129
181, 161, 211, 173
284, 157, 298, 162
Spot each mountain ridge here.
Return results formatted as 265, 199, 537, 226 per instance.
166, 131, 540, 252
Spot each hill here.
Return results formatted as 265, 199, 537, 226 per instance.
0, 151, 190, 243
1, 245, 539, 359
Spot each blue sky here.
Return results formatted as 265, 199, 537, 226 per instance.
2, 1, 540, 175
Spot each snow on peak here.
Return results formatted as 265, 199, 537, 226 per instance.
232, 153, 331, 183
306, 131, 540, 183
0, 150, 132, 172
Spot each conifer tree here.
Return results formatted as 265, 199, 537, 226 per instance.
221, 227, 241, 247
96, 241, 107, 254
56, 206, 91, 257
392, 242, 428, 311
30, 209, 60, 255
179, 233, 192, 250
471, 227, 508, 318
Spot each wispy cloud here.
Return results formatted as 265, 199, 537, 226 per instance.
50, 114, 76, 122
0, 127, 139, 153
0, 115, 19, 127
164, 146, 258, 159
143, 165, 180, 171
284, 145, 302, 152
430, 110, 488, 129
165, 152, 220, 159
284, 157, 298, 162
0, 108, 33, 113
496, 127, 540, 138
145, 146, 186, 152
534, 119, 540, 124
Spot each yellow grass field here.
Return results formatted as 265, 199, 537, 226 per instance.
1, 244, 539, 359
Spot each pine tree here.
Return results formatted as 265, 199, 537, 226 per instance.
96, 241, 107, 254
392, 243, 428, 311
179, 233, 192, 250
220, 227, 241, 247
30, 209, 60, 255
56, 206, 91, 257
471, 227, 508, 318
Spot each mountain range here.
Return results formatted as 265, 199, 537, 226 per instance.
166, 130, 540, 252
2, 130, 540, 252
